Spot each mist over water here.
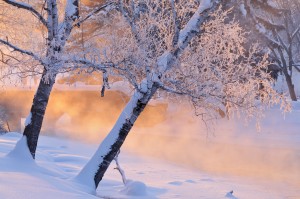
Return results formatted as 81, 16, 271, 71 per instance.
124, 104, 300, 187
1, 89, 299, 187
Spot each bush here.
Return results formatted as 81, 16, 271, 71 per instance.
0, 107, 8, 134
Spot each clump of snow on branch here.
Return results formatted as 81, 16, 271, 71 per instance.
239, 3, 247, 16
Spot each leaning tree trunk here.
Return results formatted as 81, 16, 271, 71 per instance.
284, 73, 297, 101
76, 85, 158, 189
23, 71, 57, 158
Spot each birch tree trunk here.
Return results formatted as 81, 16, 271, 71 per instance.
279, 49, 298, 101
23, 71, 57, 158
76, 85, 158, 189
284, 73, 297, 101
1, 0, 109, 159
77, 0, 217, 190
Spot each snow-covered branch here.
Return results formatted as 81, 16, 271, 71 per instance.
113, 150, 127, 185
0, 38, 43, 64
255, 16, 285, 31
176, 0, 214, 51
293, 64, 300, 72
242, 0, 300, 100
291, 25, 300, 39
65, 58, 108, 72
59, 0, 79, 46
2, 0, 47, 27
65, 0, 79, 21
249, 0, 286, 16
78, 0, 291, 190
158, 0, 218, 73
169, 0, 180, 47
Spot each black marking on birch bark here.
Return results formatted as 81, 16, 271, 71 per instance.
93, 86, 158, 188
23, 72, 56, 159
72, 0, 79, 21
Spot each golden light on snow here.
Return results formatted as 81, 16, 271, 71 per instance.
0, 89, 299, 187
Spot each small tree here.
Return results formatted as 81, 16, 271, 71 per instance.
242, 0, 300, 101
76, 0, 289, 190
0, 0, 111, 158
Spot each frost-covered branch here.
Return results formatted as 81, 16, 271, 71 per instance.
0, 0, 119, 158
242, 0, 300, 100
291, 25, 300, 39
113, 150, 127, 185
255, 16, 285, 31
0, 38, 44, 64
2, 0, 47, 27
59, 0, 80, 46
293, 65, 300, 72
176, 0, 214, 52
249, 0, 286, 16
65, 58, 108, 71
78, 0, 290, 190
169, 0, 180, 47
117, 0, 141, 43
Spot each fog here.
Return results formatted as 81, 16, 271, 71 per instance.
1, 89, 299, 187
124, 104, 300, 188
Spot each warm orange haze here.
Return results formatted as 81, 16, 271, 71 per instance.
0, 0, 299, 198
0, 86, 298, 188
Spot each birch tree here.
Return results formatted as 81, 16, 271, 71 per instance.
76, 0, 289, 190
0, 0, 110, 158
241, 0, 300, 101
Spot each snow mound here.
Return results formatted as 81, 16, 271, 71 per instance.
225, 190, 239, 199
121, 180, 148, 196
6, 135, 33, 161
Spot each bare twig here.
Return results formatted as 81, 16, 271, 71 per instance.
114, 150, 127, 185
73, 2, 114, 28
3, 0, 47, 27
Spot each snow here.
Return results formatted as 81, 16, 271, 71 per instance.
178, 0, 212, 48
0, 103, 299, 198
25, 112, 32, 127
275, 68, 300, 99
225, 191, 238, 199
256, 24, 266, 34
239, 4, 247, 16
157, 52, 173, 73
65, 0, 77, 18
267, 0, 278, 9
140, 79, 149, 93
121, 180, 148, 196
199, 0, 212, 13
6, 135, 32, 160
76, 90, 142, 189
